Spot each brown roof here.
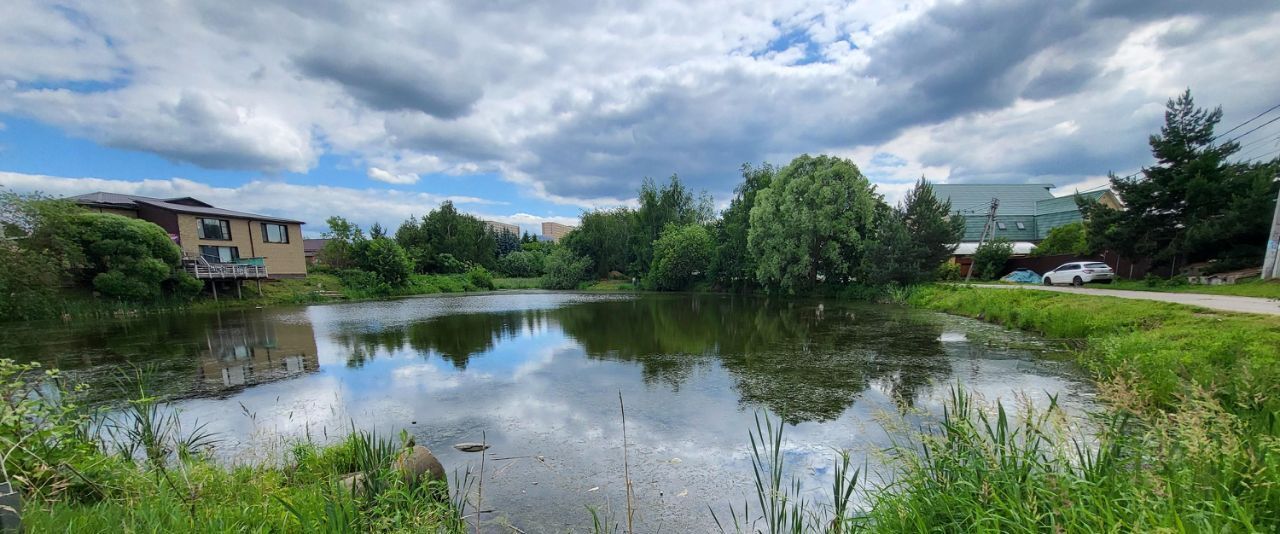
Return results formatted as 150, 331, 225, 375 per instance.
69, 192, 304, 225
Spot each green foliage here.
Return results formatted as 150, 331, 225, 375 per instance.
934, 261, 961, 282
710, 163, 774, 290
0, 360, 93, 498
541, 248, 592, 289
67, 213, 192, 301
394, 201, 497, 273
496, 250, 546, 278
971, 238, 1012, 280
631, 174, 713, 274
465, 266, 495, 290
352, 237, 414, 288
564, 208, 635, 278
748, 154, 880, 293
1083, 90, 1280, 270
0, 240, 64, 320
494, 229, 521, 257
317, 216, 363, 269
1031, 221, 1088, 256
646, 224, 713, 291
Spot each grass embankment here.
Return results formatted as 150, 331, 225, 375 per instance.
3, 362, 467, 532
493, 277, 541, 290
1105, 277, 1280, 300
869, 285, 1280, 531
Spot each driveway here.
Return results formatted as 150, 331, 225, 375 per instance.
973, 284, 1280, 316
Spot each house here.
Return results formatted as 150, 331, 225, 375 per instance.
541, 221, 575, 242
70, 192, 307, 278
931, 184, 1121, 255
303, 238, 330, 266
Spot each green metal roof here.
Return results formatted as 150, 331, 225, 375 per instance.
935, 184, 1111, 243
933, 184, 1055, 216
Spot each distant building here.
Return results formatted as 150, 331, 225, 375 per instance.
68, 192, 307, 278
303, 238, 330, 266
541, 221, 575, 242
931, 184, 1121, 255
484, 220, 520, 236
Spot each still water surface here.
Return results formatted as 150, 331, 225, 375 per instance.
1, 292, 1094, 532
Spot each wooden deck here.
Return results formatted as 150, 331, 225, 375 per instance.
184, 260, 268, 279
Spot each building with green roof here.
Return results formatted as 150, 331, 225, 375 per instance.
931, 184, 1120, 254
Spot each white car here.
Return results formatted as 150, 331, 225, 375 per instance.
1043, 262, 1115, 286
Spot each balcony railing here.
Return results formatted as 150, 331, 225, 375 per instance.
183, 255, 269, 279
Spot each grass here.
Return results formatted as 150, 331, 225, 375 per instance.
493, 277, 542, 290
580, 279, 637, 291
3, 361, 468, 533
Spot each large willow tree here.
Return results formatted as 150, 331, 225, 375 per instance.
748, 154, 880, 293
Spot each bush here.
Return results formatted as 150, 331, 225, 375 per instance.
971, 238, 1013, 280
934, 261, 961, 282
67, 213, 191, 301
352, 238, 414, 288
497, 250, 546, 277
465, 267, 495, 290
541, 248, 591, 290
0, 241, 63, 321
646, 224, 712, 291
434, 253, 468, 274
1031, 221, 1088, 256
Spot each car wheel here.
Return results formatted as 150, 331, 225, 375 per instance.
1043, 276, 1053, 286
1072, 276, 1083, 287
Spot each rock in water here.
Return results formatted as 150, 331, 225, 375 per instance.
395, 445, 447, 487
453, 442, 490, 452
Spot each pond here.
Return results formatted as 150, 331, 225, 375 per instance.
1, 291, 1095, 532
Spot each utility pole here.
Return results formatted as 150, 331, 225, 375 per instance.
1263, 178, 1280, 279
964, 198, 999, 282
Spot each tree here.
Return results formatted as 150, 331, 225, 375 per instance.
647, 224, 713, 290
494, 229, 521, 257
368, 222, 387, 240
900, 178, 964, 270
563, 208, 635, 278
352, 237, 413, 287
541, 248, 592, 289
319, 216, 363, 269
748, 154, 880, 292
971, 238, 1013, 280
631, 175, 713, 274
711, 163, 774, 290
67, 213, 199, 301
1032, 222, 1088, 256
1083, 90, 1278, 271
497, 250, 546, 278
395, 201, 497, 273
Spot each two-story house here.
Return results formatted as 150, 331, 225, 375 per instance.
70, 192, 307, 278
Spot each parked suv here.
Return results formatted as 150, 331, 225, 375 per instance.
1043, 262, 1114, 286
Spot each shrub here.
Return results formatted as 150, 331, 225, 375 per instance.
971, 238, 1013, 280
465, 267, 495, 290
434, 253, 468, 274
646, 224, 713, 291
66, 213, 191, 301
0, 241, 63, 321
541, 248, 591, 290
496, 250, 546, 278
934, 261, 961, 282
352, 238, 413, 287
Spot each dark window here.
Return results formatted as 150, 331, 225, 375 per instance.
1015, 221, 1026, 230
197, 218, 232, 240
199, 245, 240, 264
996, 222, 1007, 230
1057, 264, 1079, 271
261, 223, 289, 243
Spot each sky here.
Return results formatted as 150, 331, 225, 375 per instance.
1, 0, 1278, 237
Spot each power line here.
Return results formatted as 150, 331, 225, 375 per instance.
1213, 102, 1280, 141
1223, 114, 1280, 146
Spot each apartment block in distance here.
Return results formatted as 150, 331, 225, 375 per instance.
70, 192, 307, 278
484, 220, 520, 236
541, 221, 575, 242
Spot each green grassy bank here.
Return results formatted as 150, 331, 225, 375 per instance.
868, 285, 1280, 532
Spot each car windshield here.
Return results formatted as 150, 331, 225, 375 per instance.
1085, 263, 1110, 269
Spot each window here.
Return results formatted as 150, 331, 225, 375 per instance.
1057, 264, 1079, 271
261, 223, 289, 244
197, 218, 232, 240
996, 222, 1007, 230
1015, 221, 1026, 230
199, 245, 240, 264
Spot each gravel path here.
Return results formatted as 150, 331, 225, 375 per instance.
972, 284, 1280, 316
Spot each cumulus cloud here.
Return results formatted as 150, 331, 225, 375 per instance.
1, 0, 1277, 206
